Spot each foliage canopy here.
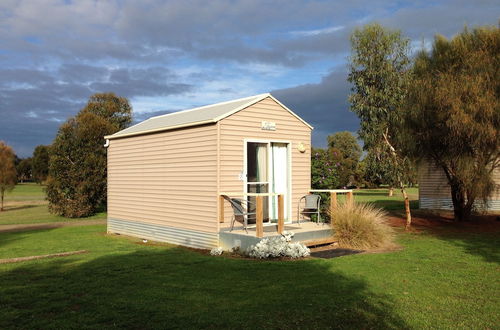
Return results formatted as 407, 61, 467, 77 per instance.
47, 93, 132, 217
0, 141, 17, 211
32, 145, 50, 183
16, 158, 32, 182
348, 23, 413, 228
327, 131, 362, 187
406, 26, 500, 220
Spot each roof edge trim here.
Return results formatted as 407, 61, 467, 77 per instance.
104, 119, 216, 140
149, 93, 270, 120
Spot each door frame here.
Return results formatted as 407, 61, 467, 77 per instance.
243, 138, 292, 224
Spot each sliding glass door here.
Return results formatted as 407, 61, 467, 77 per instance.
246, 141, 289, 224
246, 142, 269, 222
270, 143, 288, 221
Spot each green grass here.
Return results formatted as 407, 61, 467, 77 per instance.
1, 184, 413, 225
0, 204, 106, 225
3, 183, 46, 201
0, 225, 498, 329
0, 183, 106, 225
354, 187, 419, 210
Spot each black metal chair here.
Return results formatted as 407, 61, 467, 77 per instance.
297, 194, 321, 224
221, 195, 256, 233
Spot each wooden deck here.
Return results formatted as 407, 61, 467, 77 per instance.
219, 221, 334, 250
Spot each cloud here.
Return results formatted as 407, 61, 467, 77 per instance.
89, 67, 192, 98
0, 0, 498, 157
273, 69, 359, 148
290, 25, 345, 37
0, 65, 193, 156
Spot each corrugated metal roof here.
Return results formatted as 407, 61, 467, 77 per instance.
105, 93, 312, 139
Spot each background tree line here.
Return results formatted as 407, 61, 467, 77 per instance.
347, 23, 498, 223
2, 24, 497, 224
311, 131, 417, 191
312, 23, 498, 224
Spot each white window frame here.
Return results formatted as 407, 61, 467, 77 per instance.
243, 138, 292, 225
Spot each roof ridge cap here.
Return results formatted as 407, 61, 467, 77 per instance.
149, 93, 270, 120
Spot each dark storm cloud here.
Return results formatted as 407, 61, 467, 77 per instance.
0, 0, 498, 157
1, 1, 498, 67
273, 70, 358, 148
0, 65, 193, 156
89, 67, 192, 97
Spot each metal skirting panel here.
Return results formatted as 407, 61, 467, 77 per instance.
219, 228, 333, 251
108, 218, 219, 249
420, 197, 500, 211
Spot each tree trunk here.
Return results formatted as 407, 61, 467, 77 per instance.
0, 190, 4, 212
381, 132, 412, 229
450, 183, 472, 221
388, 187, 394, 197
400, 184, 411, 230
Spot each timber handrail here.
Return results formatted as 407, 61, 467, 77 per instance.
309, 189, 354, 215
219, 192, 281, 197
219, 193, 284, 238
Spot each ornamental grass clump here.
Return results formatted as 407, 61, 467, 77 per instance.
246, 231, 310, 259
331, 202, 394, 250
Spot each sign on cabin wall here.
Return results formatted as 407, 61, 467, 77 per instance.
261, 121, 276, 131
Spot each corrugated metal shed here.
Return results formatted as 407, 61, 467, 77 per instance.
105, 93, 312, 139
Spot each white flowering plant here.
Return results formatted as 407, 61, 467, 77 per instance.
210, 247, 224, 256
246, 231, 310, 259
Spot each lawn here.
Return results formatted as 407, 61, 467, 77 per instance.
0, 224, 498, 329
0, 184, 106, 225
0, 185, 497, 328
354, 187, 419, 210
0, 184, 411, 226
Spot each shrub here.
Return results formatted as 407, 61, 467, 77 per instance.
210, 247, 224, 256
311, 148, 340, 189
246, 231, 310, 259
331, 202, 394, 249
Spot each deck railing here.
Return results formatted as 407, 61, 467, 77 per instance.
309, 189, 354, 215
219, 193, 284, 238
220, 189, 354, 238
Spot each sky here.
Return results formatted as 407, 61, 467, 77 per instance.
0, 0, 498, 157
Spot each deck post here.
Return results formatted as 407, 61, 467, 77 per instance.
277, 194, 284, 234
256, 195, 264, 238
346, 191, 354, 206
219, 195, 224, 223
330, 192, 338, 216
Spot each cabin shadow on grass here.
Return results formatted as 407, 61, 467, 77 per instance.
0, 246, 408, 329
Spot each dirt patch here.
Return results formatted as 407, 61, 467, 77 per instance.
310, 248, 362, 259
0, 250, 88, 264
386, 211, 500, 234
2, 200, 48, 207
309, 241, 403, 259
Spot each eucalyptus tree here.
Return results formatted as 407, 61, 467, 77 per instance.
348, 23, 413, 228
47, 93, 132, 217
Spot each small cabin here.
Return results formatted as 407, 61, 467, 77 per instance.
105, 93, 315, 249
418, 161, 500, 212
